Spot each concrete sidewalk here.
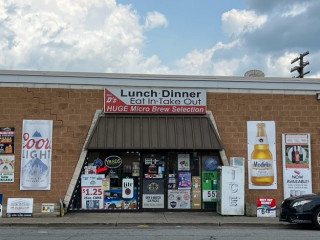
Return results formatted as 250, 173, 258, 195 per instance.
0, 212, 289, 228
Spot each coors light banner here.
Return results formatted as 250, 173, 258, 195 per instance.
104, 87, 206, 114
20, 120, 53, 190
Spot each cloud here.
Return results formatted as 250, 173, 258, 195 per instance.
144, 11, 168, 30
281, 3, 309, 17
175, 40, 241, 75
0, 0, 168, 73
222, 9, 267, 37
0, 0, 319, 78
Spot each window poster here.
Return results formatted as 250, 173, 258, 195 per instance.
0, 127, 15, 154
178, 172, 191, 189
81, 186, 104, 210
282, 134, 312, 199
102, 177, 110, 191
178, 154, 190, 171
0, 155, 14, 182
168, 189, 191, 209
142, 179, 164, 208
105, 189, 138, 210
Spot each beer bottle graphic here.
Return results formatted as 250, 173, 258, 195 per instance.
251, 123, 274, 186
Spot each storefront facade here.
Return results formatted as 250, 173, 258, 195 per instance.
0, 70, 320, 215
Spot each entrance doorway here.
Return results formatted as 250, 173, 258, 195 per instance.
141, 153, 166, 210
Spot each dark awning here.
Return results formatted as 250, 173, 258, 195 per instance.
86, 114, 223, 150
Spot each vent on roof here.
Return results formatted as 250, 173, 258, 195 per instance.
244, 70, 265, 77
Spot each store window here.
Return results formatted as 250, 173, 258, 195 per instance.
69, 150, 222, 212
166, 152, 220, 210
80, 151, 141, 211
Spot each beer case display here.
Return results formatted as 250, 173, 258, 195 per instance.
104, 188, 138, 210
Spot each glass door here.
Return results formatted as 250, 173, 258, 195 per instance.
141, 153, 166, 210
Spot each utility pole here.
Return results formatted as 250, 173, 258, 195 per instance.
290, 51, 310, 78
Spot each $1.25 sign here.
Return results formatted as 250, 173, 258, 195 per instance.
81, 186, 104, 209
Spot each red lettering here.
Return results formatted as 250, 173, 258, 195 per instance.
23, 133, 51, 150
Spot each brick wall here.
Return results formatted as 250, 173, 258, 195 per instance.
207, 92, 320, 212
1, 87, 319, 211
0, 87, 103, 203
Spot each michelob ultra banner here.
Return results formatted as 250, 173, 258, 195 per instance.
20, 120, 53, 190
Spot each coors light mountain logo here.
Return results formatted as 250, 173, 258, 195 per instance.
22, 131, 51, 176
21, 127, 52, 189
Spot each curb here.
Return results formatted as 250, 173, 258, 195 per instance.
0, 221, 289, 228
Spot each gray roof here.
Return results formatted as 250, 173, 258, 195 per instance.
0, 70, 320, 93
86, 114, 223, 150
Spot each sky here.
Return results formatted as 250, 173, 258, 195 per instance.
0, 0, 319, 78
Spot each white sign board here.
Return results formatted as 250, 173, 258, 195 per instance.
142, 194, 164, 208
282, 134, 312, 198
81, 174, 104, 187
104, 87, 206, 114
81, 186, 104, 209
7, 198, 33, 217
122, 178, 134, 199
168, 189, 191, 209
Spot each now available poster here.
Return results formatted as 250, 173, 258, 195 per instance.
282, 134, 312, 199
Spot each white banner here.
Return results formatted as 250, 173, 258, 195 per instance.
104, 87, 206, 114
7, 198, 33, 217
282, 134, 312, 199
20, 120, 53, 190
247, 121, 277, 189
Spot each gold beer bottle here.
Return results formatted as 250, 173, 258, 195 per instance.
251, 123, 274, 186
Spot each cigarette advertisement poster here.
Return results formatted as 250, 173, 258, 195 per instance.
282, 134, 312, 199
247, 121, 277, 190
104, 87, 206, 114
168, 189, 191, 209
7, 198, 33, 217
0, 155, 14, 182
0, 127, 15, 154
20, 120, 53, 190
257, 198, 276, 217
